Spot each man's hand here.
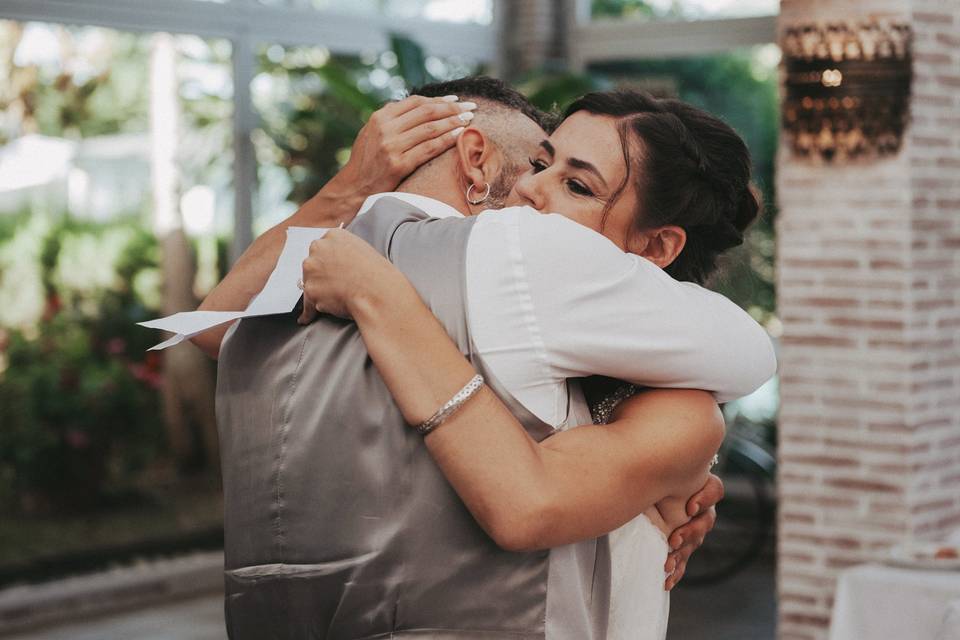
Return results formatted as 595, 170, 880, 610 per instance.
663, 472, 724, 590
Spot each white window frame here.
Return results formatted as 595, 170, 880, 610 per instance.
0, 0, 498, 260
567, 0, 776, 70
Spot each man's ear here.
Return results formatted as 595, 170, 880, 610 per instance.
632, 225, 687, 269
455, 127, 501, 196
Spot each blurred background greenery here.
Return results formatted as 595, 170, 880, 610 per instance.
0, 2, 778, 584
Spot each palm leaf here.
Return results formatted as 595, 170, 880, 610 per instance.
389, 33, 433, 89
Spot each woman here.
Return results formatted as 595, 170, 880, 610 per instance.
301, 90, 766, 639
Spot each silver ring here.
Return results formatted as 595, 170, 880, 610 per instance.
297, 278, 304, 291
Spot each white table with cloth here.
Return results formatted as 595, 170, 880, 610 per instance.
828, 563, 960, 640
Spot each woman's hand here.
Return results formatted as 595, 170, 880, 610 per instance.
298, 228, 405, 324
341, 94, 476, 192
303, 95, 475, 225
663, 473, 723, 590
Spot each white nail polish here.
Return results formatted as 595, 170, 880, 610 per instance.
458, 111, 475, 123
459, 101, 478, 111
451, 126, 465, 138
442, 95, 459, 102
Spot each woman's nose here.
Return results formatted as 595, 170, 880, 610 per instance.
514, 172, 545, 211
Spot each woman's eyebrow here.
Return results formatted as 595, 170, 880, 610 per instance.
567, 157, 608, 189
540, 140, 555, 157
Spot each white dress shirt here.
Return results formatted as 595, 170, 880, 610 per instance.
357, 192, 776, 426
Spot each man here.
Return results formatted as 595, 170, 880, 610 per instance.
200, 77, 774, 638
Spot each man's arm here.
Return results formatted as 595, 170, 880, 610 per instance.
192, 95, 474, 358
466, 207, 777, 402
192, 183, 356, 358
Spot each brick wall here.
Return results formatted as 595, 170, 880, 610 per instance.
775, 2, 960, 639
498, 0, 568, 80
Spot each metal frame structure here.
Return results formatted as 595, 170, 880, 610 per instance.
571, 15, 777, 67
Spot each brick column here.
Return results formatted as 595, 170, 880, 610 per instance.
775, 2, 960, 639
496, 0, 572, 81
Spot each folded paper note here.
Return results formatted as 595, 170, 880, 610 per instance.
138, 227, 330, 350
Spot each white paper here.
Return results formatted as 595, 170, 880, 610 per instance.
138, 226, 330, 350
245, 227, 329, 315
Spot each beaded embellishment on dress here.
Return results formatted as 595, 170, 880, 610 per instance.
590, 384, 640, 425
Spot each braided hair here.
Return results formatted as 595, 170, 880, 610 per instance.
564, 91, 762, 285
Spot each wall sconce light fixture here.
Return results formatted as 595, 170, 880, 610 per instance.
782, 19, 912, 162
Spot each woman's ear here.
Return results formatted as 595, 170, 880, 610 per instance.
455, 127, 500, 196
633, 225, 687, 269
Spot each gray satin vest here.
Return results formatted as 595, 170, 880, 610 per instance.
216, 197, 609, 639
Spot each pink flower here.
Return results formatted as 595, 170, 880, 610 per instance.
59, 368, 80, 391
106, 338, 127, 355
128, 362, 163, 390
43, 295, 62, 322
65, 428, 91, 450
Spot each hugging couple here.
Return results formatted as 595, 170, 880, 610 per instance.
188, 75, 776, 639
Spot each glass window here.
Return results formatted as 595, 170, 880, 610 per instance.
0, 20, 231, 584
592, 0, 778, 21
258, 0, 493, 24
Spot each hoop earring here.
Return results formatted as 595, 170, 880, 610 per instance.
466, 183, 491, 205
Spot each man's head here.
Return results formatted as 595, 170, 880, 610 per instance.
398, 76, 552, 213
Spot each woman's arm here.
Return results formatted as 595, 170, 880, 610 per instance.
301, 230, 725, 551
474, 208, 777, 402
191, 95, 473, 359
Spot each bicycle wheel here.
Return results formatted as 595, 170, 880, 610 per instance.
681, 436, 776, 587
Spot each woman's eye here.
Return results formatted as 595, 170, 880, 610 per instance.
566, 180, 594, 197
528, 157, 548, 173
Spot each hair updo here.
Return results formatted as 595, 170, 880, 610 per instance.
563, 90, 762, 285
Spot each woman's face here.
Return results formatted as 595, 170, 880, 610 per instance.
506, 112, 640, 252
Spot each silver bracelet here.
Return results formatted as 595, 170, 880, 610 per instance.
415, 374, 485, 436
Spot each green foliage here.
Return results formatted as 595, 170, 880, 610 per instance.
519, 73, 609, 114
591, 0, 660, 20
0, 216, 164, 512
255, 34, 476, 205
9, 28, 150, 142
389, 33, 432, 89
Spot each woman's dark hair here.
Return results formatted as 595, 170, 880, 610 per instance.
564, 90, 762, 285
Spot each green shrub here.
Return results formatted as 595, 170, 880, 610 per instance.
0, 216, 164, 512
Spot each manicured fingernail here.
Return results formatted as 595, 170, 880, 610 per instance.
458, 101, 478, 111
458, 111, 475, 123
450, 126, 465, 138
441, 95, 459, 102
690, 502, 701, 516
